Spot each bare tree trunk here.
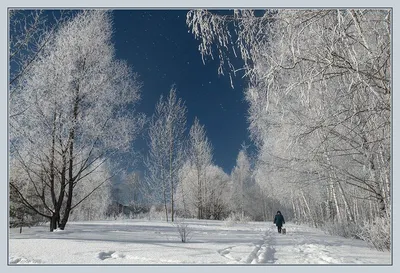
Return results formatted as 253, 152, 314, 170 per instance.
323, 151, 342, 223
353, 196, 359, 222
163, 189, 168, 222
180, 181, 187, 218
300, 190, 316, 227
290, 190, 297, 222
331, 181, 341, 223
197, 167, 202, 219
50, 213, 59, 231
378, 147, 391, 218
162, 168, 169, 222
263, 190, 268, 221
369, 200, 374, 219
170, 136, 174, 222
337, 180, 354, 222
59, 95, 79, 230
368, 156, 386, 218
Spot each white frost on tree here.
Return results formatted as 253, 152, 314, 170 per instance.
187, 117, 213, 219
10, 10, 144, 231
69, 162, 112, 221
176, 161, 231, 220
230, 145, 252, 219
187, 9, 391, 249
145, 87, 187, 222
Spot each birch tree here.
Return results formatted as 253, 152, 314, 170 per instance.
187, 9, 391, 246
146, 88, 187, 222
188, 117, 213, 219
230, 146, 252, 219
10, 10, 144, 231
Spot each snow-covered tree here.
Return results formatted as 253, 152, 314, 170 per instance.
10, 10, 144, 231
69, 162, 112, 221
203, 164, 231, 219
9, 11, 67, 95
230, 145, 252, 218
187, 9, 390, 248
176, 161, 231, 220
175, 160, 193, 218
188, 117, 213, 219
245, 10, 390, 224
145, 87, 187, 222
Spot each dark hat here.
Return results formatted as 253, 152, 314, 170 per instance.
277, 211, 281, 214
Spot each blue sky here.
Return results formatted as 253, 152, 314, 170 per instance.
112, 10, 255, 174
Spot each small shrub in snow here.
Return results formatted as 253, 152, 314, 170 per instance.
147, 206, 170, 221
223, 213, 238, 227
358, 216, 390, 251
224, 212, 251, 227
109, 213, 132, 221
173, 221, 192, 243
238, 214, 252, 223
322, 220, 362, 239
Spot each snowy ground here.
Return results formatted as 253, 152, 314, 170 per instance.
8, 219, 391, 265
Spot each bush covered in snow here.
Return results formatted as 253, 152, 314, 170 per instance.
147, 206, 172, 221
358, 216, 390, 251
223, 213, 237, 227
173, 221, 192, 243
223, 212, 252, 227
321, 220, 362, 239
321, 217, 390, 252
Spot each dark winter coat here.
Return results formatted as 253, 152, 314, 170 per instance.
274, 213, 285, 227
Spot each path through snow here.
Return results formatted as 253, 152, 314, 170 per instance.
9, 219, 391, 264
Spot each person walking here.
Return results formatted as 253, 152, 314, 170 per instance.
274, 211, 285, 233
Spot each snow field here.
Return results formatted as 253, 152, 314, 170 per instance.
9, 219, 391, 264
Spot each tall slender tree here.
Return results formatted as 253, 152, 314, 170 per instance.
146, 87, 187, 222
231, 145, 252, 219
188, 117, 213, 219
